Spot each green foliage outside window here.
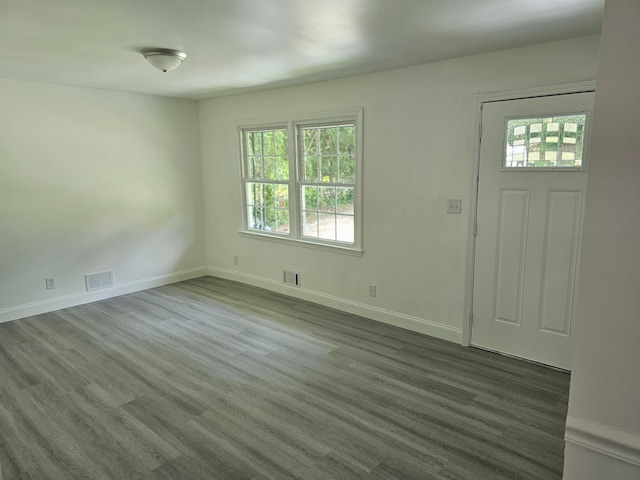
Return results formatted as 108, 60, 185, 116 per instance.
242, 117, 358, 244
246, 128, 289, 231
301, 125, 355, 212
506, 114, 586, 167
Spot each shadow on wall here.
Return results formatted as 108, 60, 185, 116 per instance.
1, 179, 199, 307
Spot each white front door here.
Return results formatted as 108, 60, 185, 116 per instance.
472, 92, 595, 370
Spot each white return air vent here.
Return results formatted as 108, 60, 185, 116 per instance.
85, 271, 114, 292
283, 270, 300, 287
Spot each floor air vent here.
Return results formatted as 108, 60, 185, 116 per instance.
85, 271, 114, 292
283, 270, 300, 287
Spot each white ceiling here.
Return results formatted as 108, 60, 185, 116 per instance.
0, 0, 604, 100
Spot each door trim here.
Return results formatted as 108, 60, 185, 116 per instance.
462, 81, 596, 347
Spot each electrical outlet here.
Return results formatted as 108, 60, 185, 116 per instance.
45, 278, 55, 290
234, 256, 239, 265
369, 284, 377, 297
447, 199, 462, 214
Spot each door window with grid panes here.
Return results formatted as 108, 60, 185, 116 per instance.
239, 110, 362, 252
504, 113, 588, 169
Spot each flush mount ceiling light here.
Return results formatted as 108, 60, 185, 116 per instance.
140, 48, 187, 72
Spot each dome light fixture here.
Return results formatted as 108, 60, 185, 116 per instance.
140, 48, 187, 72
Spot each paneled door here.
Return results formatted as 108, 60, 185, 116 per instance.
472, 92, 595, 370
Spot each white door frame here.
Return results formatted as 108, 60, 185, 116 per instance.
461, 81, 597, 347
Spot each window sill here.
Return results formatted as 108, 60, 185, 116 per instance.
238, 230, 363, 257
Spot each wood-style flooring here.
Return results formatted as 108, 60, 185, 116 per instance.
0, 277, 570, 480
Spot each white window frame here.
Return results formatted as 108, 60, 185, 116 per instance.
238, 109, 363, 255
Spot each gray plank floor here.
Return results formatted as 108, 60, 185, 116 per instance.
0, 276, 570, 480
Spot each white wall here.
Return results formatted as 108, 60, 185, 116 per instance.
200, 35, 600, 342
563, 0, 640, 477
0, 78, 207, 321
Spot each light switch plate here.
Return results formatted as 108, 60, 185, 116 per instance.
447, 199, 462, 214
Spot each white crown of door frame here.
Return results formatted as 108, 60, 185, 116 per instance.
462, 80, 597, 349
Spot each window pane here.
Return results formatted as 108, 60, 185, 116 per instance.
338, 155, 355, 183
320, 127, 337, 155
248, 188, 288, 233
318, 214, 337, 240
263, 155, 276, 180
248, 206, 265, 230
336, 187, 354, 215
262, 131, 275, 155
263, 207, 276, 230
505, 114, 586, 168
302, 211, 318, 237
275, 185, 289, 209
336, 215, 355, 243
247, 132, 262, 156
260, 184, 273, 207
339, 126, 355, 154
318, 187, 336, 213
302, 123, 355, 184
274, 130, 288, 156
246, 183, 261, 206
303, 185, 318, 211
276, 156, 289, 181
247, 156, 262, 179
275, 209, 290, 233
305, 155, 319, 182
247, 182, 286, 207
320, 156, 338, 182
245, 128, 287, 179
303, 128, 318, 155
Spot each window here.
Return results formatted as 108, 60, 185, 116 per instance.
504, 113, 588, 169
300, 123, 356, 243
244, 128, 290, 233
239, 110, 362, 252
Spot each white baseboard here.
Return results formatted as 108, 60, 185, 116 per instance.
2, 265, 463, 344
208, 267, 462, 344
565, 416, 640, 467
0, 267, 208, 324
